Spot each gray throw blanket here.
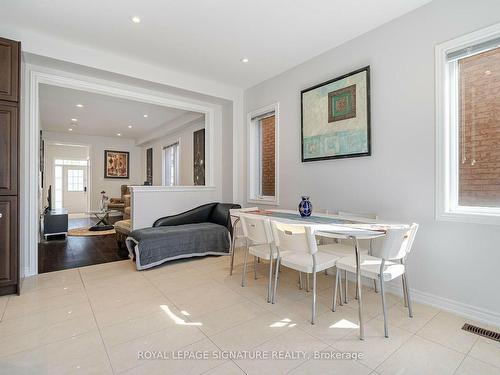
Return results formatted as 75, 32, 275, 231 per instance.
126, 222, 230, 270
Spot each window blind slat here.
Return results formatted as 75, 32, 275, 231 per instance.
447, 37, 500, 61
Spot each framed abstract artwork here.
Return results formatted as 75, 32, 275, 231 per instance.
301, 66, 371, 162
104, 150, 129, 179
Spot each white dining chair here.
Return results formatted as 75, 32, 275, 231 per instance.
229, 207, 259, 275
271, 221, 341, 324
240, 214, 276, 303
334, 223, 419, 338
319, 211, 378, 300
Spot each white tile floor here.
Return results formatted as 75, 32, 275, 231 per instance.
0, 251, 498, 374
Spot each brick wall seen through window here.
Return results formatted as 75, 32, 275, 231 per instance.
458, 47, 500, 207
260, 115, 275, 197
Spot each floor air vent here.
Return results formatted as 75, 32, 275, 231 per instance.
462, 323, 500, 342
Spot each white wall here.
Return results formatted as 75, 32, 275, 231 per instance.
130, 186, 218, 230
142, 122, 205, 186
243, 0, 500, 324
42, 131, 143, 211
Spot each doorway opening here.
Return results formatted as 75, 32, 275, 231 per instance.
44, 144, 91, 216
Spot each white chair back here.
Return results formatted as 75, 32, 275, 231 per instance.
240, 214, 273, 245
338, 211, 378, 221
378, 223, 419, 261
271, 221, 318, 255
230, 207, 259, 226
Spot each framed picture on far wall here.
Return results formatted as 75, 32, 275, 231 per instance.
301, 66, 371, 162
104, 150, 130, 179
146, 147, 153, 185
193, 128, 205, 186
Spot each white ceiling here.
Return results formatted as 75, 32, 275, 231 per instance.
3, 0, 431, 88
39, 84, 201, 139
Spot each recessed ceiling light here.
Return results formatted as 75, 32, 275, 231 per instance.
71, 118, 78, 122
128, 125, 133, 128
240, 58, 249, 63
76, 104, 83, 108
68, 128, 73, 131
131, 16, 141, 24
143, 114, 148, 118
117, 133, 122, 136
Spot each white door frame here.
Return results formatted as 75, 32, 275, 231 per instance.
23, 65, 220, 277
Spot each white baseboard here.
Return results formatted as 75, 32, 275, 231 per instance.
341, 273, 500, 329
383, 282, 500, 329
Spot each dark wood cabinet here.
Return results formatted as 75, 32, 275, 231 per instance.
0, 36, 20, 296
0, 197, 18, 293
0, 37, 19, 102
0, 103, 18, 195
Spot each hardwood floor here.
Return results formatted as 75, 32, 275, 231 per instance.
38, 215, 129, 274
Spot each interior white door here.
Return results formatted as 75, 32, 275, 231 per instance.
62, 165, 88, 213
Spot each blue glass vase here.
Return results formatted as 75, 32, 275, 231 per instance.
298, 196, 312, 217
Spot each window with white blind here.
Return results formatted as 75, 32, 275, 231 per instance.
162, 142, 179, 186
436, 24, 500, 224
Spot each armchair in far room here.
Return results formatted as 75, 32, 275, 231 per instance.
108, 185, 130, 212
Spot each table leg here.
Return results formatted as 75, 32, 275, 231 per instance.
353, 237, 364, 340
229, 217, 239, 276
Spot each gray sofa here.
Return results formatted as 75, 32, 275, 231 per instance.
126, 202, 241, 270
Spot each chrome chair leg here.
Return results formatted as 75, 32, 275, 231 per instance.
267, 248, 273, 303
370, 239, 377, 293
241, 243, 249, 287
333, 268, 339, 311
253, 256, 257, 280
379, 275, 389, 338
229, 218, 239, 276
272, 257, 281, 304
402, 275, 408, 307
403, 273, 413, 318
229, 234, 236, 276
298, 272, 303, 290
306, 274, 310, 293
401, 260, 408, 307
311, 271, 317, 324
344, 270, 348, 304
338, 269, 344, 306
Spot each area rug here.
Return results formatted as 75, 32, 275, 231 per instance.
68, 227, 116, 237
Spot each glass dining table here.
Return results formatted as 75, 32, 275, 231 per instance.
229, 208, 404, 340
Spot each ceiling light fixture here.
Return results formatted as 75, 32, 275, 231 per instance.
68, 128, 73, 131
240, 58, 249, 63
71, 118, 78, 122
143, 114, 148, 118
117, 133, 122, 136
131, 16, 141, 24
76, 104, 83, 108
128, 125, 133, 128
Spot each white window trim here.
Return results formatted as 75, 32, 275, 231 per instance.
436, 22, 500, 225
162, 141, 180, 186
247, 102, 280, 206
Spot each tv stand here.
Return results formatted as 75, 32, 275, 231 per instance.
43, 209, 69, 239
